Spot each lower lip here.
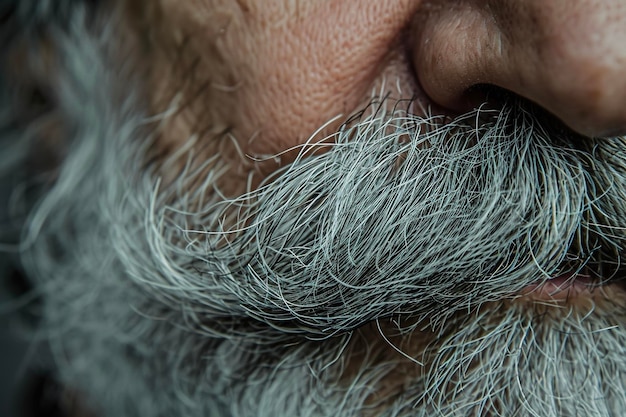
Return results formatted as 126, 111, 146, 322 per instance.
518, 274, 598, 301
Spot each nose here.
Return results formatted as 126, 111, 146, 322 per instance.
413, 0, 626, 137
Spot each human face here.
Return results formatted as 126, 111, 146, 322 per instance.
2, 1, 626, 416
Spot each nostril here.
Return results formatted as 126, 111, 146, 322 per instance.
427, 76, 626, 140
452, 83, 591, 143
453, 84, 506, 113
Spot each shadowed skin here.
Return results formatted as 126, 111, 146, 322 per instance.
2, 1, 626, 416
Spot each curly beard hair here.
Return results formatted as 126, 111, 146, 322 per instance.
2, 2, 626, 417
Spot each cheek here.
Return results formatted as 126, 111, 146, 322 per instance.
207, 1, 419, 157
141, 0, 426, 191
233, 25, 370, 153
231, 46, 368, 158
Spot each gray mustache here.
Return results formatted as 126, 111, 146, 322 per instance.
9, 12, 626, 417
149, 101, 626, 338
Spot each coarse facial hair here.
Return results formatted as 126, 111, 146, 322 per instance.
3, 7, 626, 417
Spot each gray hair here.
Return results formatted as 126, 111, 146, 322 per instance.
3, 4, 626, 417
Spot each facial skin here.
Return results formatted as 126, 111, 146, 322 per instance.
148, 0, 626, 161
2, 1, 626, 416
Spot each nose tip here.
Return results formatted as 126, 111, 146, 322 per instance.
413, 1, 626, 138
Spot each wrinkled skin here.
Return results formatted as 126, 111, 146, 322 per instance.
3, 1, 626, 416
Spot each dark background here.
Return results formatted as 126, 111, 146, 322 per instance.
0, 179, 66, 417
0, 245, 68, 417
0, 256, 31, 417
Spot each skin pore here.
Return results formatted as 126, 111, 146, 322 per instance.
143, 0, 626, 170
3, 0, 626, 416
139, 0, 427, 192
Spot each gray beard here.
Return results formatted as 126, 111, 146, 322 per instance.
4, 7, 626, 417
